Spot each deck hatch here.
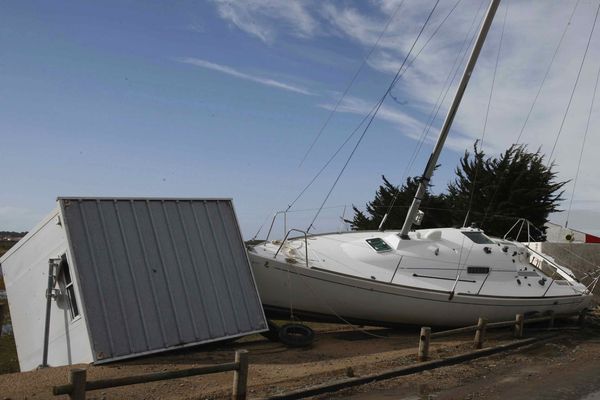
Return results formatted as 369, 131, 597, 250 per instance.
462, 231, 494, 244
366, 238, 392, 252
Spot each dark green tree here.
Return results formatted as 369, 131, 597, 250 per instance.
447, 143, 566, 238
349, 175, 451, 230
351, 143, 567, 239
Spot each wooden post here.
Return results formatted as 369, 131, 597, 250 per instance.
514, 314, 524, 338
578, 309, 587, 327
473, 317, 487, 349
0, 303, 4, 338
548, 311, 555, 329
418, 327, 431, 362
69, 369, 87, 400
232, 350, 248, 400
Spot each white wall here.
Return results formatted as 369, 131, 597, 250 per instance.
545, 222, 586, 243
0, 209, 93, 371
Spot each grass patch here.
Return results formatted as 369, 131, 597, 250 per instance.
0, 240, 18, 373
1, 302, 15, 373
0, 241, 15, 257
0, 333, 18, 374
1, 240, 18, 290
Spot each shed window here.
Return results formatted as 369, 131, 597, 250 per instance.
366, 238, 392, 252
58, 256, 79, 319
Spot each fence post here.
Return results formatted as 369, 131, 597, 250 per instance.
514, 314, 524, 338
232, 350, 248, 400
418, 327, 431, 362
473, 317, 487, 349
578, 309, 587, 327
0, 303, 4, 338
69, 369, 87, 400
548, 311, 555, 329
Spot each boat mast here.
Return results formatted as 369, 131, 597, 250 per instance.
399, 0, 501, 239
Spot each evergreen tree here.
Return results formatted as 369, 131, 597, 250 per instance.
351, 142, 567, 239
447, 143, 566, 238
349, 175, 451, 230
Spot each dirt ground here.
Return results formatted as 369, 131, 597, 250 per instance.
1, 312, 599, 400
335, 333, 600, 400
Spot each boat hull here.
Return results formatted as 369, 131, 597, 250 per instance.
249, 253, 592, 327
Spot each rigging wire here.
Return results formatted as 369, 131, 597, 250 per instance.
565, 47, 600, 228
286, 106, 375, 213
387, 0, 464, 103
481, 0, 581, 226
285, 0, 463, 214
298, 0, 407, 168
454, 0, 506, 290
251, 212, 274, 240
257, 201, 593, 240
515, 0, 581, 145
398, 0, 482, 174
379, 0, 486, 229
548, 0, 600, 163
306, 0, 442, 233
402, 1, 485, 178
462, 0, 509, 228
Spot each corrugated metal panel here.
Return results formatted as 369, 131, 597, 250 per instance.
59, 198, 267, 362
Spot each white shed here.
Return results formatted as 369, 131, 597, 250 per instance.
0, 198, 267, 371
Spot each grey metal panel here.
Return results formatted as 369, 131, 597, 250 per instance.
59, 198, 267, 362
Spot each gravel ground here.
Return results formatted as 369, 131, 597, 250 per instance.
0, 314, 598, 400
0, 323, 510, 399
335, 334, 600, 400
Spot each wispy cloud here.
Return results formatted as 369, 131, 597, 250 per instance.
178, 57, 314, 95
209, 0, 600, 213
317, 1, 600, 195
319, 95, 425, 135
211, 0, 318, 43
317, 94, 478, 155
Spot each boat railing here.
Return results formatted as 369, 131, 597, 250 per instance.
524, 244, 593, 296
504, 218, 589, 295
525, 244, 576, 283
264, 210, 288, 243
273, 229, 310, 269
527, 244, 600, 295
261, 205, 350, 243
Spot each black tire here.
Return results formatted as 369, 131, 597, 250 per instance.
260, 320, 281, 342
278, 323, 315, 348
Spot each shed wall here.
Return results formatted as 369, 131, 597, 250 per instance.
0, 210, 93, 371
60, 198, 267, 362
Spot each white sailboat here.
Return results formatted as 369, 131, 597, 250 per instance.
248, 0, 593, 327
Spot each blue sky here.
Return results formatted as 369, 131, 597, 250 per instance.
2, 0, 600, 237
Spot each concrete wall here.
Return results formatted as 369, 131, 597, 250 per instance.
539, 242, 600, 302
